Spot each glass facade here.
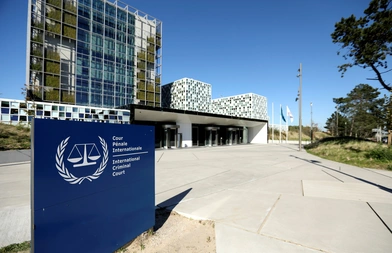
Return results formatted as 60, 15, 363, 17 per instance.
0, 98, 130, 125
27, 0, 162, 108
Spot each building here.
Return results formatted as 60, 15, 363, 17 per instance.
211, 93, 268, 120
27, 0, 162, 108
0, 98, 130, 124
159, 78, 268, 147
9, 0, 270, 148
161, 78, 211, 112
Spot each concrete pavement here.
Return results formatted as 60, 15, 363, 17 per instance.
1, 144, 392, 252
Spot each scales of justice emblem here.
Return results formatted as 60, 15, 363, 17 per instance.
55, 136, 108, 184
67, 143, 101, 167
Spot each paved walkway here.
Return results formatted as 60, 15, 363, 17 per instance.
1, 144, 392, 252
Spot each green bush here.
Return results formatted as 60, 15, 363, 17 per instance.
147, 53, 154, 63
47, 0, 61, 8
64, 2, 77, 13
137, 72, 145, 79
137, 90, 145, 99
46, 50, 60, 61
32, 35, 43, 43
147, 37, 155, 44
147, 45, 155, 53
365, 146, 392, 161
32, 21, 44, 29
146, 92, 154, 101
31, 62, 42, 71
137, 62, 146, 69
44, 89, 59, 101
45, 62, 60, 74
63, 13, 76, 26
0, 241, 30, 252
146, 83, 154, 92
63, 25, 76, 39
45, 75, 60, 88
137, 52, 146, 60
31, 49, 43, 57
46, 22, 61, 34
61, 91, 75, 103
47, 9, 61, 21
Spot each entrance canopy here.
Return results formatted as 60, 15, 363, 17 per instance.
129, 105, 267, 127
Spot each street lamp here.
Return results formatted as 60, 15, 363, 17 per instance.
335, 106, 339, 136
296, 64, 303, 151
310, 102, 313, 143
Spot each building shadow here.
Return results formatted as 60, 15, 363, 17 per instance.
290, 155, 392, 194
154, 188, 192, 231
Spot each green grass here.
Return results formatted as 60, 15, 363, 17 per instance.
0, 241, 30, 253
305, 137, 392, 170
0, 123, 31, 151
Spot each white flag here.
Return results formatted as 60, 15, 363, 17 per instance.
287, 106, 294, 123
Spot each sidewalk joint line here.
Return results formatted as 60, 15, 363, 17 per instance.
257, 194, 281, 234
0, 161, 30, 167
322, 170, 344, 182
155, 170, 231, 195
192, 153, 199, 160
363, 168, 392, 179
156, 152, 164, 163
259, 232, 332, 253
367, 202, 392, 234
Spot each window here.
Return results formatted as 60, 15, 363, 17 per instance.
105, 3, 115, 17
93, 10, 103, 24
92, 0, 104, 12
78, 6, 91, 20
92, 22, 103, 35
105, 27, 115, 39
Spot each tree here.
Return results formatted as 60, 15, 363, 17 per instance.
331, 84, 385, 138
383, 93, 392, 129
325, 112, 348, 136
331, 0, 392, 92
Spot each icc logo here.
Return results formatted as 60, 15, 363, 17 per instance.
55, 136, 108, 184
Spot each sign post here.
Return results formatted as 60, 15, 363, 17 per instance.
31, 119, 155, 253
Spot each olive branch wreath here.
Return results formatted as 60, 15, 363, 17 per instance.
55, 136, 108, 184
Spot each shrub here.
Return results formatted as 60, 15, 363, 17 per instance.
365, 146, 392, 161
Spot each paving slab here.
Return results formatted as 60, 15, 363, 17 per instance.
2, 144, 392, 252
368, 202, 392, 232
0, 206, 30, 248
216, 222, 319, 253
0, 163, 30, 208
260, 194, 392, 253
172, 189, 280, 233
0, 150, 30, 165
303, 180, 392, 204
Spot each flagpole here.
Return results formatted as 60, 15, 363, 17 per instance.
286, 108, 288, 143
279, 104, 282, 143
272, 102, 274, 143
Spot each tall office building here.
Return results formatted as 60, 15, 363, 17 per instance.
211, 93, 268, 120
161, 78, 212, 112
27, 0, 162, 108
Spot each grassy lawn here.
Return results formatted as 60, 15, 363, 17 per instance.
0, 123, 31, 151
305, 137, 392, 170
0, 241, 30, 253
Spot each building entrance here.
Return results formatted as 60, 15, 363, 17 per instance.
205, 127, 220, 146
162, 125, 179, 148
227, 127, 239, 145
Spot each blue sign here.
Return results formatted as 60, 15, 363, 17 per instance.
32, 118, 155, 253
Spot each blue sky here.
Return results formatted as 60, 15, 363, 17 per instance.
0, 0, 388, 129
